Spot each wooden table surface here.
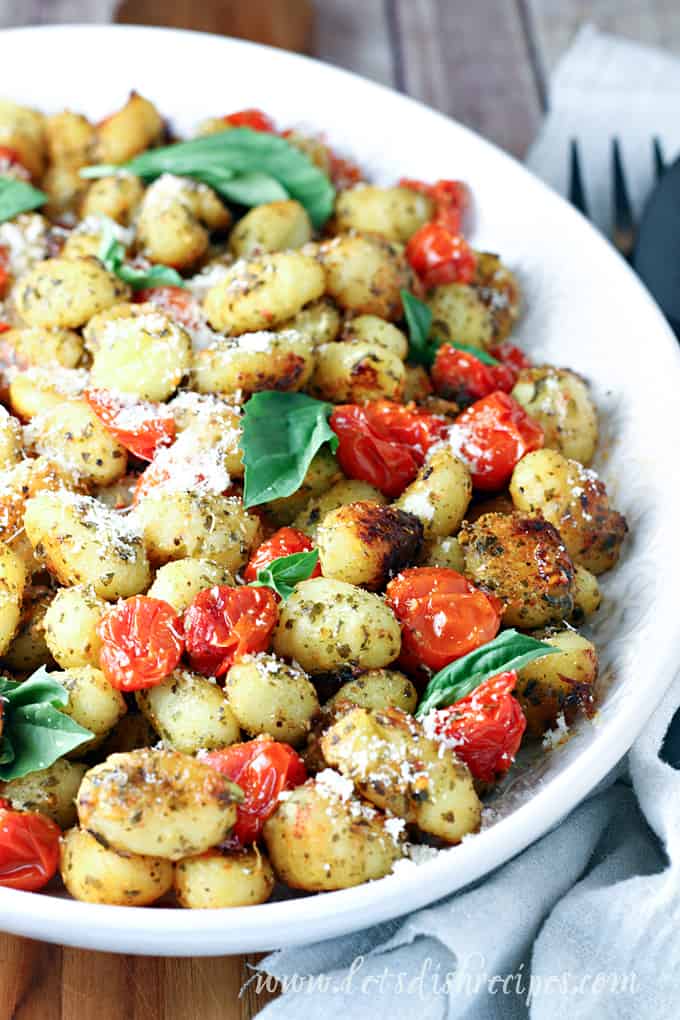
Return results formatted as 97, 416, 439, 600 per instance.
4, 1, 680, 1017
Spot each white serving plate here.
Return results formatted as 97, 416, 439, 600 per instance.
1, 24, 679, 957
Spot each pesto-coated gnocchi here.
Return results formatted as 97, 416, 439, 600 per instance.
0, 93, 629, 912
273, 577, 401, 673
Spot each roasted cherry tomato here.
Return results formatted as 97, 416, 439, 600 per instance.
223, 108, 275, 132
0, 245, 11, 298
449, 391, 543, 491
386, 567, 502, 676
134, 286, 201, 330
98, 596, 185, 691
84, 388, 176, 462
488, 340, 531, 379
427, 671, 527, 783
200, 737, 307, 846
0, 804, 61, 891
183, 585, 278, 678
330, 400, 449, 498
432, 345, 515, 406
0, 322, 10, 335
399, 177, 470, 235
406, 222, 476, 289
244, 527, 321, 584
328, 149, 363, 190
0, 145, 30, 180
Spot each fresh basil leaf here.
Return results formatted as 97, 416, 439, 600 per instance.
0, 702, 93, 782
0, 733, 14, 766
81, 128, 335, 228
242, 391, 338, 508
250, 549, 320, 600
98, 219, 185, 290
450, 342, 499, 366
416, 629, 559, 718
218, 171, 289, 206
0, 666, 68, 709
401, 289, 439, 366
0, 177, 47, 223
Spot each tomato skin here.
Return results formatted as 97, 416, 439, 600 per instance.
244, 527, 321, 584
488, 341, 531, 380
399, 177, 470, 235
427, 671, 526, 783
0, 806, 61, 891
200, 738, 307, 845
432, 345, 515, 406
0, 245, 11, 298
406, 223, 477, 289
385, 567, 502, 675
183, 585, 278, 678
84, 388, 176, 462
0, 322, 10, 335
98, 596, 185, 692
450, 391, 543, 491
330, 400, 449, 498
134, 286, 200, 330
223, 109, 275, 132
0, 146, 30, 180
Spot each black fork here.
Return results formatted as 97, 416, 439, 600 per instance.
568, 138, 666, 262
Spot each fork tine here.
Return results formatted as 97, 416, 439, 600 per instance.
653, 137, 665, 180
612, 138, 635, 260
568, 139, 590, 217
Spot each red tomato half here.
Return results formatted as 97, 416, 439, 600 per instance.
427, 671, 526, 783
223, 109, 275, 132
449, 391, 543, 491
406, 222, 476, 289
98, 596, 185, 691
0, 322, 10, 335
330, 400, 449, 498
385, 567, 502, 676
85, 388, 176, 462
399, 178, 470, 235
183, 585, 278, 677
0, 146, 30, 180
432, 345, 515, 406
0, 806, 61, 891
244, 527, 321, 584
201, 737, 307, 845
134, 286, 201, 330
488, 341, 532, 379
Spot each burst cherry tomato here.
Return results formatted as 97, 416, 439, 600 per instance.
98, 596, 185, 691
134, 286, 201, 330
449, 391, 543, 491
328, 150, 363, 189
244, 527, 321, 584
426, 671, 526, 783
488, 341, 532, 379
0, 245, 11, 298
385, 567, 502, 676
85, 388, 176, 462
184, 585, 278, 677
432, 345, 515, 406
330, 400, 449, 498
399, 178, 470, 234
0, 805, 61, 891
0, 146, 30, 180
0, 322, 10, 335
406, 222, 477, 289
223, 108, 275, 132
200, 737, 307, 845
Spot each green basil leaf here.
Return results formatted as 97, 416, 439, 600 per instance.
0, 666, 68, 709
415, 629, 559, 718
98, 219, 185, 290
0, 702, 93, 782
0, 733, 14, 766
81, 128, 335, 228
401, 289, 439, 367
242, 391, 338, 508
217, 172, 289, 206
250, 549, 319, 600
450, 341, 499, 366
0, 177, 47, 223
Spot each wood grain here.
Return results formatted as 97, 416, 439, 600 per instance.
393, 0, 543, 157
314, 0, 395, 86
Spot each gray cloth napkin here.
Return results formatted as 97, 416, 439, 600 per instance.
252, 27, 680, 1019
